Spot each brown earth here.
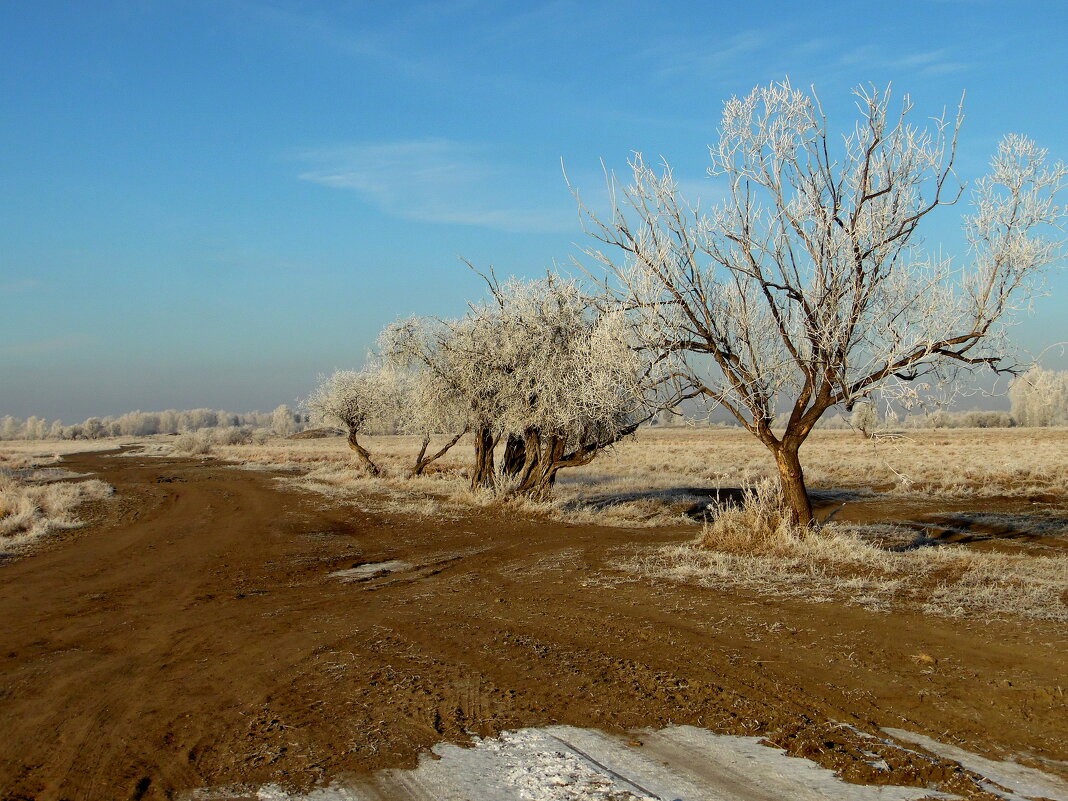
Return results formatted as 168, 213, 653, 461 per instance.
0, 450, 1065, 800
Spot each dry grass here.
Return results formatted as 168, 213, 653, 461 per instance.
0, 438, 133, 461
211, 426, 1068, 524
0, 451, 113, 551
620, 479, 1068, 622
171, 431, 214, 455
569, 426, 1068, 501
211, 434, 699, 526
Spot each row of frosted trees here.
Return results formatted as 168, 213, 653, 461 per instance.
0, 405, 306, 442
1009, 367, 1068, 427
306, 276, 668, 500
308, 80, 1065, 526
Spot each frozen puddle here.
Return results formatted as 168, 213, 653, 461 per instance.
182, 724, 1026, 801
329, 561, 410, 582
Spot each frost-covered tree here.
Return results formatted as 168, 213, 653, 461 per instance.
0, 417, 20, 440
378, 320, 472, 477
270, 404, 297, 437
386, 275, 657, 497
186, 409, 219, 431
479, 276, 651, 498
577, 80, 1065, 525
82, 418, 106, 439
849, 402, 879, 439
304, 367, 402, 475
159, 410, 180, 434
381, 311, 507, 487
1010, 367, 1068, 426
22, 416, 45, 440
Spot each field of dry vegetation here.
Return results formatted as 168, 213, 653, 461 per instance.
193, 425, 1068, 624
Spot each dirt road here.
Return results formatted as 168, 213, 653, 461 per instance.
0, 451, 1065, 800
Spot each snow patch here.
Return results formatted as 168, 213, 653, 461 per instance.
883, 728, 1068, 801
186, 725, 962, 800
329, 560, 410, 582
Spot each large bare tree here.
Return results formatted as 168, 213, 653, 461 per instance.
576, 80, 1065, 525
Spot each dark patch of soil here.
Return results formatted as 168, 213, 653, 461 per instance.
0, 452, 1064, 800
287, 428, 341, 440
820, 494, 1068, 554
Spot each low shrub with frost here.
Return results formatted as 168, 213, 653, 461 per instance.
625, 482, 1068, 621
171, 432, 213, 455
0, 473, 113, 550
209, 426, 252, 446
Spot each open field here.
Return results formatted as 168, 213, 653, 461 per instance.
213, 425, 1068, 505
0, 431, 1066, 799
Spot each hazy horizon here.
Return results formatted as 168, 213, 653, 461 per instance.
3, 1, 1067, 421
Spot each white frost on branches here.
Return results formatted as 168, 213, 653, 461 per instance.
576, 79, 1066, 523
378, 275, 656, 493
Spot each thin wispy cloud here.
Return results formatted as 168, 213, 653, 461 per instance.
296, 139, 573, 233
837, 45, 970, 77
235, 0, 434, 80
641, 30, 769, 79
236, 0, 510, 86
638, 28, 971, 86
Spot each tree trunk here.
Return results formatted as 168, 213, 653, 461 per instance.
412, 435, 431, 473
347, 429, 381, 476
773, 441, 813, 527
410, 431, 466, 477
471, 426, 496, 489
508, 429, 543, 493
513, 421, 643, 500
501, 434, 526, 477
521, 435, 565, 500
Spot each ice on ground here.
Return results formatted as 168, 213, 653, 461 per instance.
188, 725, 965, 801
329, 561, 410, 582
883, 727, 1068, 801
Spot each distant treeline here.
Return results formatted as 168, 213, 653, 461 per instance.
0, 405, 308, 441
815, 408, 1019, 430
815, 367, 1068, 431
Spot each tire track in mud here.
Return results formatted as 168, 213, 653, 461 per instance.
0, 450, 1064, 800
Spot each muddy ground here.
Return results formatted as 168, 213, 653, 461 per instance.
0, 450, 1065, 800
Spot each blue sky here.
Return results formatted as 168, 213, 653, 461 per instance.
2, 0, 1066, 420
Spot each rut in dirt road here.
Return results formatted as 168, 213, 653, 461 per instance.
0, 450, 1065, 801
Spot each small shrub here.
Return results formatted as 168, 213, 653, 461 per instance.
698, 479, 796, 553
172, 432, 213, 455
210, 426, 252, 446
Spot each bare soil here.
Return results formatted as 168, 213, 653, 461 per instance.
0, 450, 1065, 800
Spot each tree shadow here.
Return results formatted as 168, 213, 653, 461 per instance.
564, 486, 883, 522
561, 487, 750, 521
893, 512, 1068, 552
